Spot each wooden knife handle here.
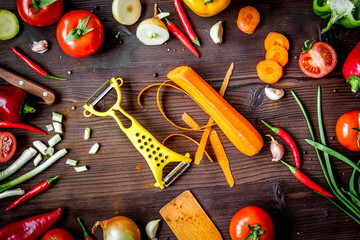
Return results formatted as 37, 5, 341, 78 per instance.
0, 67, 56, 104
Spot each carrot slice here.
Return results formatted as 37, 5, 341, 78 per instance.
256, 59, 283, 83
264, 32, 290, 52
237, 6, 260, 34
265, 45, 289, 67
209, 130, 234, 187
195, 63, 234, 165
182, 112, 201, 131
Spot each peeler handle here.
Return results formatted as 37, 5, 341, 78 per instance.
0, 67, 56, 104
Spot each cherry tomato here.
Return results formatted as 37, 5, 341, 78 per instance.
229, 206, 274, 240
42, 228, 75, 240
17, 0, 63, 27
299, 41, 337, 78
56, 10, 104, 58
336, 110, 360, 151
0, 131, 17, 163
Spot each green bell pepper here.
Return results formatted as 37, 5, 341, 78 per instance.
313, 0, 360, 33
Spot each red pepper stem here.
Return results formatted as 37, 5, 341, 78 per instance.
78, 218, 91, 239
45, 73, 67, 81
21, 101, 36, 117
347, 75, 360, 93
261, 120, 279, 134
47, 175, 59, 185
157, 7, 171, 24
281, 160, 296, 173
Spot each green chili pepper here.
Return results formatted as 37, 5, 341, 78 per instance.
313, 0, 360, 33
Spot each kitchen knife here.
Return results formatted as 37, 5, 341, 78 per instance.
0, 67, 56, 104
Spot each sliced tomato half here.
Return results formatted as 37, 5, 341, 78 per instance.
0, 132, 17, 163
299, 41, 337, 78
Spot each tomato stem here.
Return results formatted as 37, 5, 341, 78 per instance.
244, 224, 265, 240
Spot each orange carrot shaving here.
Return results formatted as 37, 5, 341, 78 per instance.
237, 6, 260, 34
138, 82, 212, 131
264, 32, 290, 52
195, 63, 234, 164
256, 60, 283, 84
162, 133, 213, 162
265, 45, 289, 67
182, 112, 201, 131
209, 130, 234, 187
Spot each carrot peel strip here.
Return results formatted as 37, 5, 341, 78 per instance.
182, 112, 201, 131
209, 130, 234, 187
162, 133, 213, 162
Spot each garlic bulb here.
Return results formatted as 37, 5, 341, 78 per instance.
145, 219, 161, 240
266, 134, 284, 161
30, 40, 48, 54
264, 86, 284, 100
210, 21, 223, 44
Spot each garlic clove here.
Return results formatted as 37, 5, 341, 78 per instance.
30, 40, 48, 54
145, 219, 161, 240
266, 134, 285, 161
264, 86, 284, 100
210, 21, 223, 44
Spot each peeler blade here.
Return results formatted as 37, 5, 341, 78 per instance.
86, 80, 113, 106
163, 162, 190, 188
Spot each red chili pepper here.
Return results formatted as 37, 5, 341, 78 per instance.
342, 41, 360, 93
173, 0, 200, 46
262, 120, 301, 169
12, 47, 67, 81
158, 8, 199, 58
281, 161, 334, 198
0, 207, 62, 240
78, 218, 94, 240
6, 176, 59, 211
0, 121, 46, 135
0, 86, 35, 123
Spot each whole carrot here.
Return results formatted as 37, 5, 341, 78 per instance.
262, 120, 301, 169
0, 121, 46, 135
282, 161, 334, 198
78, 218, 94, 240
0, 208, 62, 239
173, 0, 200, 46
6, 175, 59, 211
158, 8, 199, 58
12, 47, 67, 81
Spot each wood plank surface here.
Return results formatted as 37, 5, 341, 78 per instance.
0, 0, 360, 239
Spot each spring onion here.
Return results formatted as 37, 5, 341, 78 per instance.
66, 159, 78, 166
33, 141, 47, 155
0, 147, 37, 181
33, 153, 43, 166
53, 122, 63, 134
46, 147, 54, 156
48, 134, 62, 147
89, 143, 100, 154
84, 128, 91, 140
0, 149, 67, 193
46, 124, 54, 132
0, 188, 24, 200
74, 166, 88, 172
52, 112, 63, 122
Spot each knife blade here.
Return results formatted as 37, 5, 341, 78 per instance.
0, 67, 56, 104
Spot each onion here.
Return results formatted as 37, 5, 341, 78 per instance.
92, 216, 141, 240
136, 4, 169, 46
112, 0, 141, 25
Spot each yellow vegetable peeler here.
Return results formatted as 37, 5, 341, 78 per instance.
83, 77, 192, 189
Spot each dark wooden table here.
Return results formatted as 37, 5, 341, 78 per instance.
1, 0, 360, 239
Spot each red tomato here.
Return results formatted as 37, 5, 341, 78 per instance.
0, 132, 17, 163
336, 110, 360, 151
56, 10, 104, 58
17, 0, 63, 27
42, 228, 75, 240
229, 206, 274, 240
299, 41, 337, 78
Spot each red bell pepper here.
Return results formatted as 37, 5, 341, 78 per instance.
0, 208, 62, 240
0, 86, 35, 122
343, 42, 360, 93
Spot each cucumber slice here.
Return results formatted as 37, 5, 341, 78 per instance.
0, 10, 19, 40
